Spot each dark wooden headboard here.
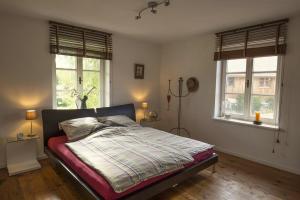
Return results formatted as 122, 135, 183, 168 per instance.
42, 103, 136, 146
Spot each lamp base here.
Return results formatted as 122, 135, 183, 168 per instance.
27, 133, 36, 137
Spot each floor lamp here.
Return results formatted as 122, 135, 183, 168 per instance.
167, 77, 199, 137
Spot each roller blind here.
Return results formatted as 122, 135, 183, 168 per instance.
49, 21, 112, 60
214, 19, 288, 61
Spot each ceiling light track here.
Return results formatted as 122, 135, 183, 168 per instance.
135, 0, 170, 20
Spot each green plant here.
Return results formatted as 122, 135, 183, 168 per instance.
252, 96, 262, 113
236, 94, 244, 113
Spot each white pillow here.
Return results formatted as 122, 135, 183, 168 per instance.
97, 115, 140, 127
59, 117, 107, 141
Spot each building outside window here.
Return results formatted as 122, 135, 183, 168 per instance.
258, 77, 273, 88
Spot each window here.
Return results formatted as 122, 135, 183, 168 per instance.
227, 77, 235, 87
54, 55, 110, 109
259, 78, 272, 88
216, 56, 282, 124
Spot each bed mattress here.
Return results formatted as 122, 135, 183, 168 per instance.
48, 135, 213, 200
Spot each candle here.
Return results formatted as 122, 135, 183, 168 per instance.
255, 112, 261, 122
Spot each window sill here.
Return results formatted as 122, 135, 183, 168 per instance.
213, 117, 279, 131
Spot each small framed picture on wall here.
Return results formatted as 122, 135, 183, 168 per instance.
134, 64, 144, 79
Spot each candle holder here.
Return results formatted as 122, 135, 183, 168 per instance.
167, 77, 190, 137
253, 111, 262, 125
167, 77, 199, 137
253, 121, 262, 125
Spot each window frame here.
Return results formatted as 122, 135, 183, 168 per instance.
220, 59, 247, 120
218, 56, 283, 125
52, 55, 111, 109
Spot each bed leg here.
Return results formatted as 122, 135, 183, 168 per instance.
211, 164, 216, 173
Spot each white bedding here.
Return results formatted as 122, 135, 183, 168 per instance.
66, 126, 213, 193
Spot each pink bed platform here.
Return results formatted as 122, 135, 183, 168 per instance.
48, 136, 214, 200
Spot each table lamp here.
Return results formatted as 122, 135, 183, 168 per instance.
26, 110, 37, 137
141, 102, 148, 120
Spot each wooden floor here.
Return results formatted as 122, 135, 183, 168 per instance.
0, 152, 299, 200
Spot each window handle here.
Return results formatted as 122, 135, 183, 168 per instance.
246, 79, 250, 88
79, 77, 82, 85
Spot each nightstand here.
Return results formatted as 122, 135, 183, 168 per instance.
140, 119, 161, 129
6, 135, 41, 176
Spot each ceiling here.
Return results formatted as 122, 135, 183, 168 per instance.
0, 0, 300, 43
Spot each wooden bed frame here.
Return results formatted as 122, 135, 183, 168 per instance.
42, 103, 218, 200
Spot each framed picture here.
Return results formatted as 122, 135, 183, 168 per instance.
134, 64, 144, 79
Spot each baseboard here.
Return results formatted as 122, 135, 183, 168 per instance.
214, 146, 300, 175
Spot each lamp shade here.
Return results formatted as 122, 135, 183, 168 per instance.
141, 102, 148, 109
26, 110, 37, 120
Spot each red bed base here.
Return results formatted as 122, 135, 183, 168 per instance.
48, 136, 214, 200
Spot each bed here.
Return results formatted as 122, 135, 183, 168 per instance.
42, 103, 218, 200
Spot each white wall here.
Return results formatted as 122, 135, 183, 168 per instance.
0, 12, 161, 168
112, 35, 161, 120
160, 14, 300, 174
0, 13, 52, 167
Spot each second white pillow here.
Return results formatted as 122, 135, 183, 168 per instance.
97, 115, 140, 127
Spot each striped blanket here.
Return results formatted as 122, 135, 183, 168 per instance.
66, 126, 213, 193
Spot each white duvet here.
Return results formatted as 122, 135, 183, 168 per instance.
66, 126, 213, 193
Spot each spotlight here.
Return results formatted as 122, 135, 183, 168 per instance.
136, 0, 170, 20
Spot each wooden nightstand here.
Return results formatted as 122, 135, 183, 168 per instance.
6, 135, 41, 176
140, 119, 161, 129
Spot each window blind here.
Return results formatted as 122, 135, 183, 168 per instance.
214, 19, 288, 61
49, 21, 112, 60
